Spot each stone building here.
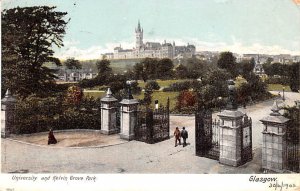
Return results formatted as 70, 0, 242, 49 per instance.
103, 21, 196, 60
56, 68, 97, 82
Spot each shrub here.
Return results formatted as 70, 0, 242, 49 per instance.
163, 81, 193, 92
13, 95, 101, 134
145, 80, 160, 91
176, 90, 197, 112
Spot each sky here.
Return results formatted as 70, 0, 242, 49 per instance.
2, 0, 300, 60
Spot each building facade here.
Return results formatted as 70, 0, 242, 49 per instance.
103, 21, 196, 60
56, 68, 97, 82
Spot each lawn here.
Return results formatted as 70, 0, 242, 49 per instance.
138, 79, 188, 89
84, 91, 105, 99
267, 84, 291, 92
83, 91, 179, 111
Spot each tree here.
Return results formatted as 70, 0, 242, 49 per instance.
2, 6, 69, 97
96, 59, 112, 75
157, 58, 174, 79
142, 57, 158, 79
289, 62, 300, 92
174, 64, 188, 79
217, 52, 237, 78
238, 58, 255, 80
133, 62, 146, 81
145, 80, 160, 91
133, 58, 158, 82
185, 58, 206, 79
65, 58, 82, 69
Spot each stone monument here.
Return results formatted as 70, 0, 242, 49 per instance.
119, 81, 139, 140
100, 88, 119, 134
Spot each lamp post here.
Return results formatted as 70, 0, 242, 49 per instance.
282, 86, 285, 102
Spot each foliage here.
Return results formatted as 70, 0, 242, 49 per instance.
237, 73, 270, 104
14, 95, 101, 134
140, 89, 153, 106
237, 58, 255, 80
217, 51, 237, 78
133, 58, 174, 81
156, 58, 174, 79
289, 62, 300, 92
184, 58, 209, 79
263, 62, 299, 92
2, 6, 69, 97
174, 64, 188, 79
265, 76, 289, 85
176, 90, 197, 112
66, 85, 83, 104
145, 80, 160, 91
64, 58, 82, 69
283, 106, 299, 144
163, 81, 193, 92
96, 59, 113, 75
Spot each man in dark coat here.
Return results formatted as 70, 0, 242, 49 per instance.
181, 127, 188, 147
48, 129, 57, 145
174, 127, 181, 147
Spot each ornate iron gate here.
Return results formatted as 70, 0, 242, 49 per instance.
195, 109, 220, 160
285, 125, 299, 172
240, 115, 253, 164
135, 99, 170, 144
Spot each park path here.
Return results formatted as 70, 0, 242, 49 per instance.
1, 92, 299, 174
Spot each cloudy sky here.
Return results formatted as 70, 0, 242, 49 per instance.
2, 0, 300, 60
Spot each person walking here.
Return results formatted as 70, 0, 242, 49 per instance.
181, 127, 188, 147
174, 127, 181, 147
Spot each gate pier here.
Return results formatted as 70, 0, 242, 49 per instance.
119, 81, 139, 140
195, 80, 252, 166
218, 110, 246, 166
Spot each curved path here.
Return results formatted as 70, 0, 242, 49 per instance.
1, 92, 299, 173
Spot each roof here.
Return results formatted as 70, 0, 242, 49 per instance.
218, 109, 245, 118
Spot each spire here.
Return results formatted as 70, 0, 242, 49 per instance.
136, 20, 142, 32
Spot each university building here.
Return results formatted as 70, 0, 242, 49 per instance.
103, 21, 196, 60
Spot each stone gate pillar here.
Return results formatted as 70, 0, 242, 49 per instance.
100, 88, 119, 134
218, 110, 245, 166
1, 89, 17, 138
217, 80, 245, 166
260, 101, 289, 172
119, 81, 139, 140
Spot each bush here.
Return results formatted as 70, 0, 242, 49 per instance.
265, 76, 289, 85
13, 95, 101, 134
163, 81, 193, 92
176, 90, 197, 112
145, 80, 160, 91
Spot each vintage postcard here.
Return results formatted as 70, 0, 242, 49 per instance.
1, 0, 300, 190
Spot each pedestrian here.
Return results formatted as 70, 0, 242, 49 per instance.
174, 127, 181, 147
181, 127, 188, 147
48, 128, 57, 145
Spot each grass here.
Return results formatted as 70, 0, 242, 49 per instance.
137, 91, 179, 111
83, 91, 179, 111
138, 79, 188, 89
84, 92, 105, 99
267, 84, 291, 92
